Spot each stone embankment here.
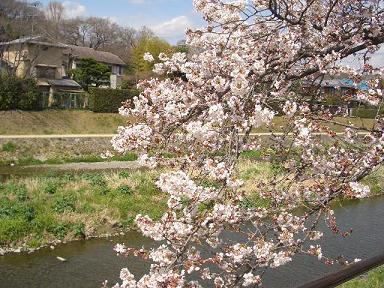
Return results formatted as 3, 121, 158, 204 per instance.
0, 136, 113, 163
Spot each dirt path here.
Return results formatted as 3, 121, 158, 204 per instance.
0, 131, 370, 140
0, 134, 115, 139
0, 161, 140, 176
22, 160, 140, 172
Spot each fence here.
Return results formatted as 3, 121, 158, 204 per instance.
49, 92, 88, 109
297, 252, 384, 288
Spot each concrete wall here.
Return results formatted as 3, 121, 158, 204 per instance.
0, 137, 112, 163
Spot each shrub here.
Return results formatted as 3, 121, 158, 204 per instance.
0, 75, 43, 111
116, 185, 133, 195
83, 173, 110, 195
44, 181, 59, 194
5, 183, 28, 201
0, 218, 29, 244
351, 107, 382, 118
51, 224, 69, 239
88, 87, 137, 113
18, 79, 44, 110
84, 173, 107, 187
0, 75, 22, 110
0, 199, 35, 221
2, 141, 17, 152
72, 222, 86, 239
53, 195, 76, 213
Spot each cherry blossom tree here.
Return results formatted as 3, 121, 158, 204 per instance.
109, 0, 384, 287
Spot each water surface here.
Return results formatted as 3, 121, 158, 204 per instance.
1, 197, 383, 288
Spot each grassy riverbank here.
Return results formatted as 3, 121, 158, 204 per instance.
0, 110, 127, 135
0, 161, 272, 251
0, 160, 382, 251
0, 150, 138, 166
0, 110, 376, 135
339, 265, 384, 287
0, 169, 167, 250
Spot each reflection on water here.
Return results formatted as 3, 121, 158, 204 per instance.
0, 197, 383, 288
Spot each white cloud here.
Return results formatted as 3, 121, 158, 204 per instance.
152, 16, 193, 43
63, 1, 87, 18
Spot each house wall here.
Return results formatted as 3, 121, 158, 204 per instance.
27, 44, 66, 79
0, 44, 66, 79
1, 45, 29, 78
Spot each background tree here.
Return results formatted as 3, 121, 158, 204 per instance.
0, 1, 180, 84
69, 58, 110, 90
0, 0, 43, 41
45, 1, 64, 24
131, 33, 173, 73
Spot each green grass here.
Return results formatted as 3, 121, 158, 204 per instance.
2, 141, 17, 152
0, 152, 138, 166
339, 265, 384, 288
0, 169, 167, 248
0, 110, 376, 136
362, 167, 384, 197
0, 110, 128, 135
253, 116, 377, 133
0, 159, 382, 250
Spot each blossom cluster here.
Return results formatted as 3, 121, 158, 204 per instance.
109, 0, 384, 287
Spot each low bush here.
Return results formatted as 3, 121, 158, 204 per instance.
0, 199, 35, 221
53, 195, 76, 213
0, 75, 43, 111
5, 183, 29, 201
44, 181, 60, 194
51, 224, 69, 239
351, 107, 383, 119
116, 184, 133, 195
88, 87, 137, 113
84, 173, 107, 187
2, 141, 17, 152
72, 222, 86, 239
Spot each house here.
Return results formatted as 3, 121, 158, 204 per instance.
63, 45, 126, 89
319, 78, 370, 97
0, 36, 127, 108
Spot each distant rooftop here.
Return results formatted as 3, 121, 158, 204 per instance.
176, 40, 187, 47
0, 36, 67, 48
0, 36, 126, 66
47, 79, 82, 89
64, 45, 126, 66
321, 79, 370, 91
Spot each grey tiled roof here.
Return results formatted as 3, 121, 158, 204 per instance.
0, 36, 67, 48
64, 45, 126, 66
47, 79, 82, 88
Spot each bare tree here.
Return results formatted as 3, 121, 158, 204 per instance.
45, 1, 64, 23
0, 0, 43, 41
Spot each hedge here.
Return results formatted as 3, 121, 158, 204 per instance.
88, 87, 137, 113
351, 107, 384, 119
0, 75, 43, 111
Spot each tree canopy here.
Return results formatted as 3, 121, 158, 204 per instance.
109, 0, 384, 287
69, 58, 110, 90
131, 34, 173, 73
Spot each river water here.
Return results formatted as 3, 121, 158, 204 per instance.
1, 196, 383, 288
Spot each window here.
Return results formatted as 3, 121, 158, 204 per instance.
36, 66, 56, 79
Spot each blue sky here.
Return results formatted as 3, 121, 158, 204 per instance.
39, 0, 205, 44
